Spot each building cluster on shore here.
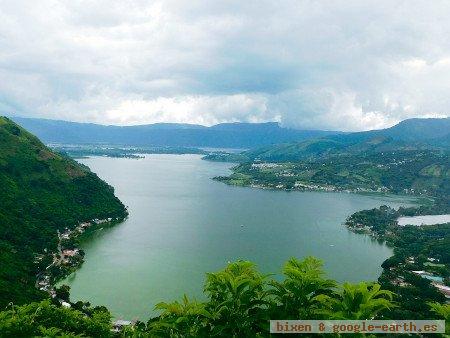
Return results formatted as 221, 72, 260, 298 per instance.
35, 217, 119, 301
249, 179, 390, 194
347, 218, 450, 301
389, 262, 450, 300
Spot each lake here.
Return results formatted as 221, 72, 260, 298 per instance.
397, 214, 450, 226
60, 154, 417, 320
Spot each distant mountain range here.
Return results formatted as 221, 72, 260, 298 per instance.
10, 117, 340, 148
205, 117, 450, 162
9, 116, 450, 160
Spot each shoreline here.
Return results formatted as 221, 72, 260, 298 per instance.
214, 176, 432, 204
218, 177, 450, 300
35, 215, 127, 301
39, 159, 446, 319
344, 205, 450, 300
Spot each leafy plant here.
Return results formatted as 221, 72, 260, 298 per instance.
315, 282, 396, 320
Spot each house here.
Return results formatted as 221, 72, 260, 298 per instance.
62, 249, 79, 257
112, 320, 132, 333
432, 283, 450, 298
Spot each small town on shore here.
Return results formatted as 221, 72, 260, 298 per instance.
346, 212, 450, 302
34, 216, 136, 330
35, 217, 118, 300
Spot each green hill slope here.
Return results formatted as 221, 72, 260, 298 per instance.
0, 117, 127, 307
239, 118, 450, 162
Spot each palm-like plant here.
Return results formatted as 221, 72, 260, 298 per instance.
149, 295, 211, 337
270, 256, 336, 319
143, 259, 398, 337
316, 282, 396, 319
204, 260, 270, 337
428, 302, 450, 320
428, 302, 450, 334
38, 326, 86, 338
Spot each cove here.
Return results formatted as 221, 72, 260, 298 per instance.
59, 154, 417, 320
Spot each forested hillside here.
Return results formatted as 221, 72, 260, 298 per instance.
0, 117, 127, 308
0, 117, 449, 336
205, 118, 450, 162
217, 150, 450, 203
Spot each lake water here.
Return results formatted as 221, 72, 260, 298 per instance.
60, 154, 417, 320
397, 214, 450, 226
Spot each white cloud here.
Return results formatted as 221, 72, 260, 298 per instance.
0, 0, 449, 130
103, 94, 272, 126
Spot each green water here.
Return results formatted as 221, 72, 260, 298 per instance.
60, 154, 416, 320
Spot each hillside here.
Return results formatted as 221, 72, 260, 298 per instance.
378, 118, 450, 141
10, 117, 339, 148
233, 118, 450, 162
212, 119, 450, 203
217, 150, 449, 203
0, 117, 127, 307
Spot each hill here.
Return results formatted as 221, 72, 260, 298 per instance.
217, 150, 449, 203
0, 117, 127, 307
10, 117, 339, 148
212, 119, 450, 205
377, 117, 450, 141
236, 118, 450, 162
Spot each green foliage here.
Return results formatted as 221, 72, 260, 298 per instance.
149, 295, 211, 337
346, 205, 398, 236
220, 150, 450, 198
346, 206, 449, 320
0, 300, 111, 337
146, 258, 397, 337
0, 117, 127, 307
428, 302, 450, 334
55, 285, 71, 303
1, 117, 448, 336
315, 282, 396, 319
0, 257, 447, 337
428, 302, 450, 320
239, 118, 450, 163
52, 144, 207, 159
269, 257, 336, 319
203, 261, 270, 337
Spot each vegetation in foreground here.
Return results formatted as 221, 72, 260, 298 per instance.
1, 256, 448, 337
1, 117, 449, 337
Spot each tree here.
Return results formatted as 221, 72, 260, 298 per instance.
428, 302, 450, 334
203, 260, 270, 337
316, 282, 396, 320
149, 295, 211, 337
55, 285, 71, 302
270, 256, 336, 319
0, 300, 112, 337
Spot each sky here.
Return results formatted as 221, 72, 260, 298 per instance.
0, 0, 449, 131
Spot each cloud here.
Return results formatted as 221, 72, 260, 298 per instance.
0, 0, 449, 130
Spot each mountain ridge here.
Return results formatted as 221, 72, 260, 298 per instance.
238, 117, 450, 162
9, 116, 341, 148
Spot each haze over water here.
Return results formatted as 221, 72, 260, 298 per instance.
61, 155, 417, 320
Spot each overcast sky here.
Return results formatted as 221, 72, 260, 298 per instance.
1, 1, 449, 130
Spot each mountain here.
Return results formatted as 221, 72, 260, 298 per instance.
10, 117, 340, 148
0, 117, 127, 307
239, 118, 450, 162
376, 118, 450, 141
